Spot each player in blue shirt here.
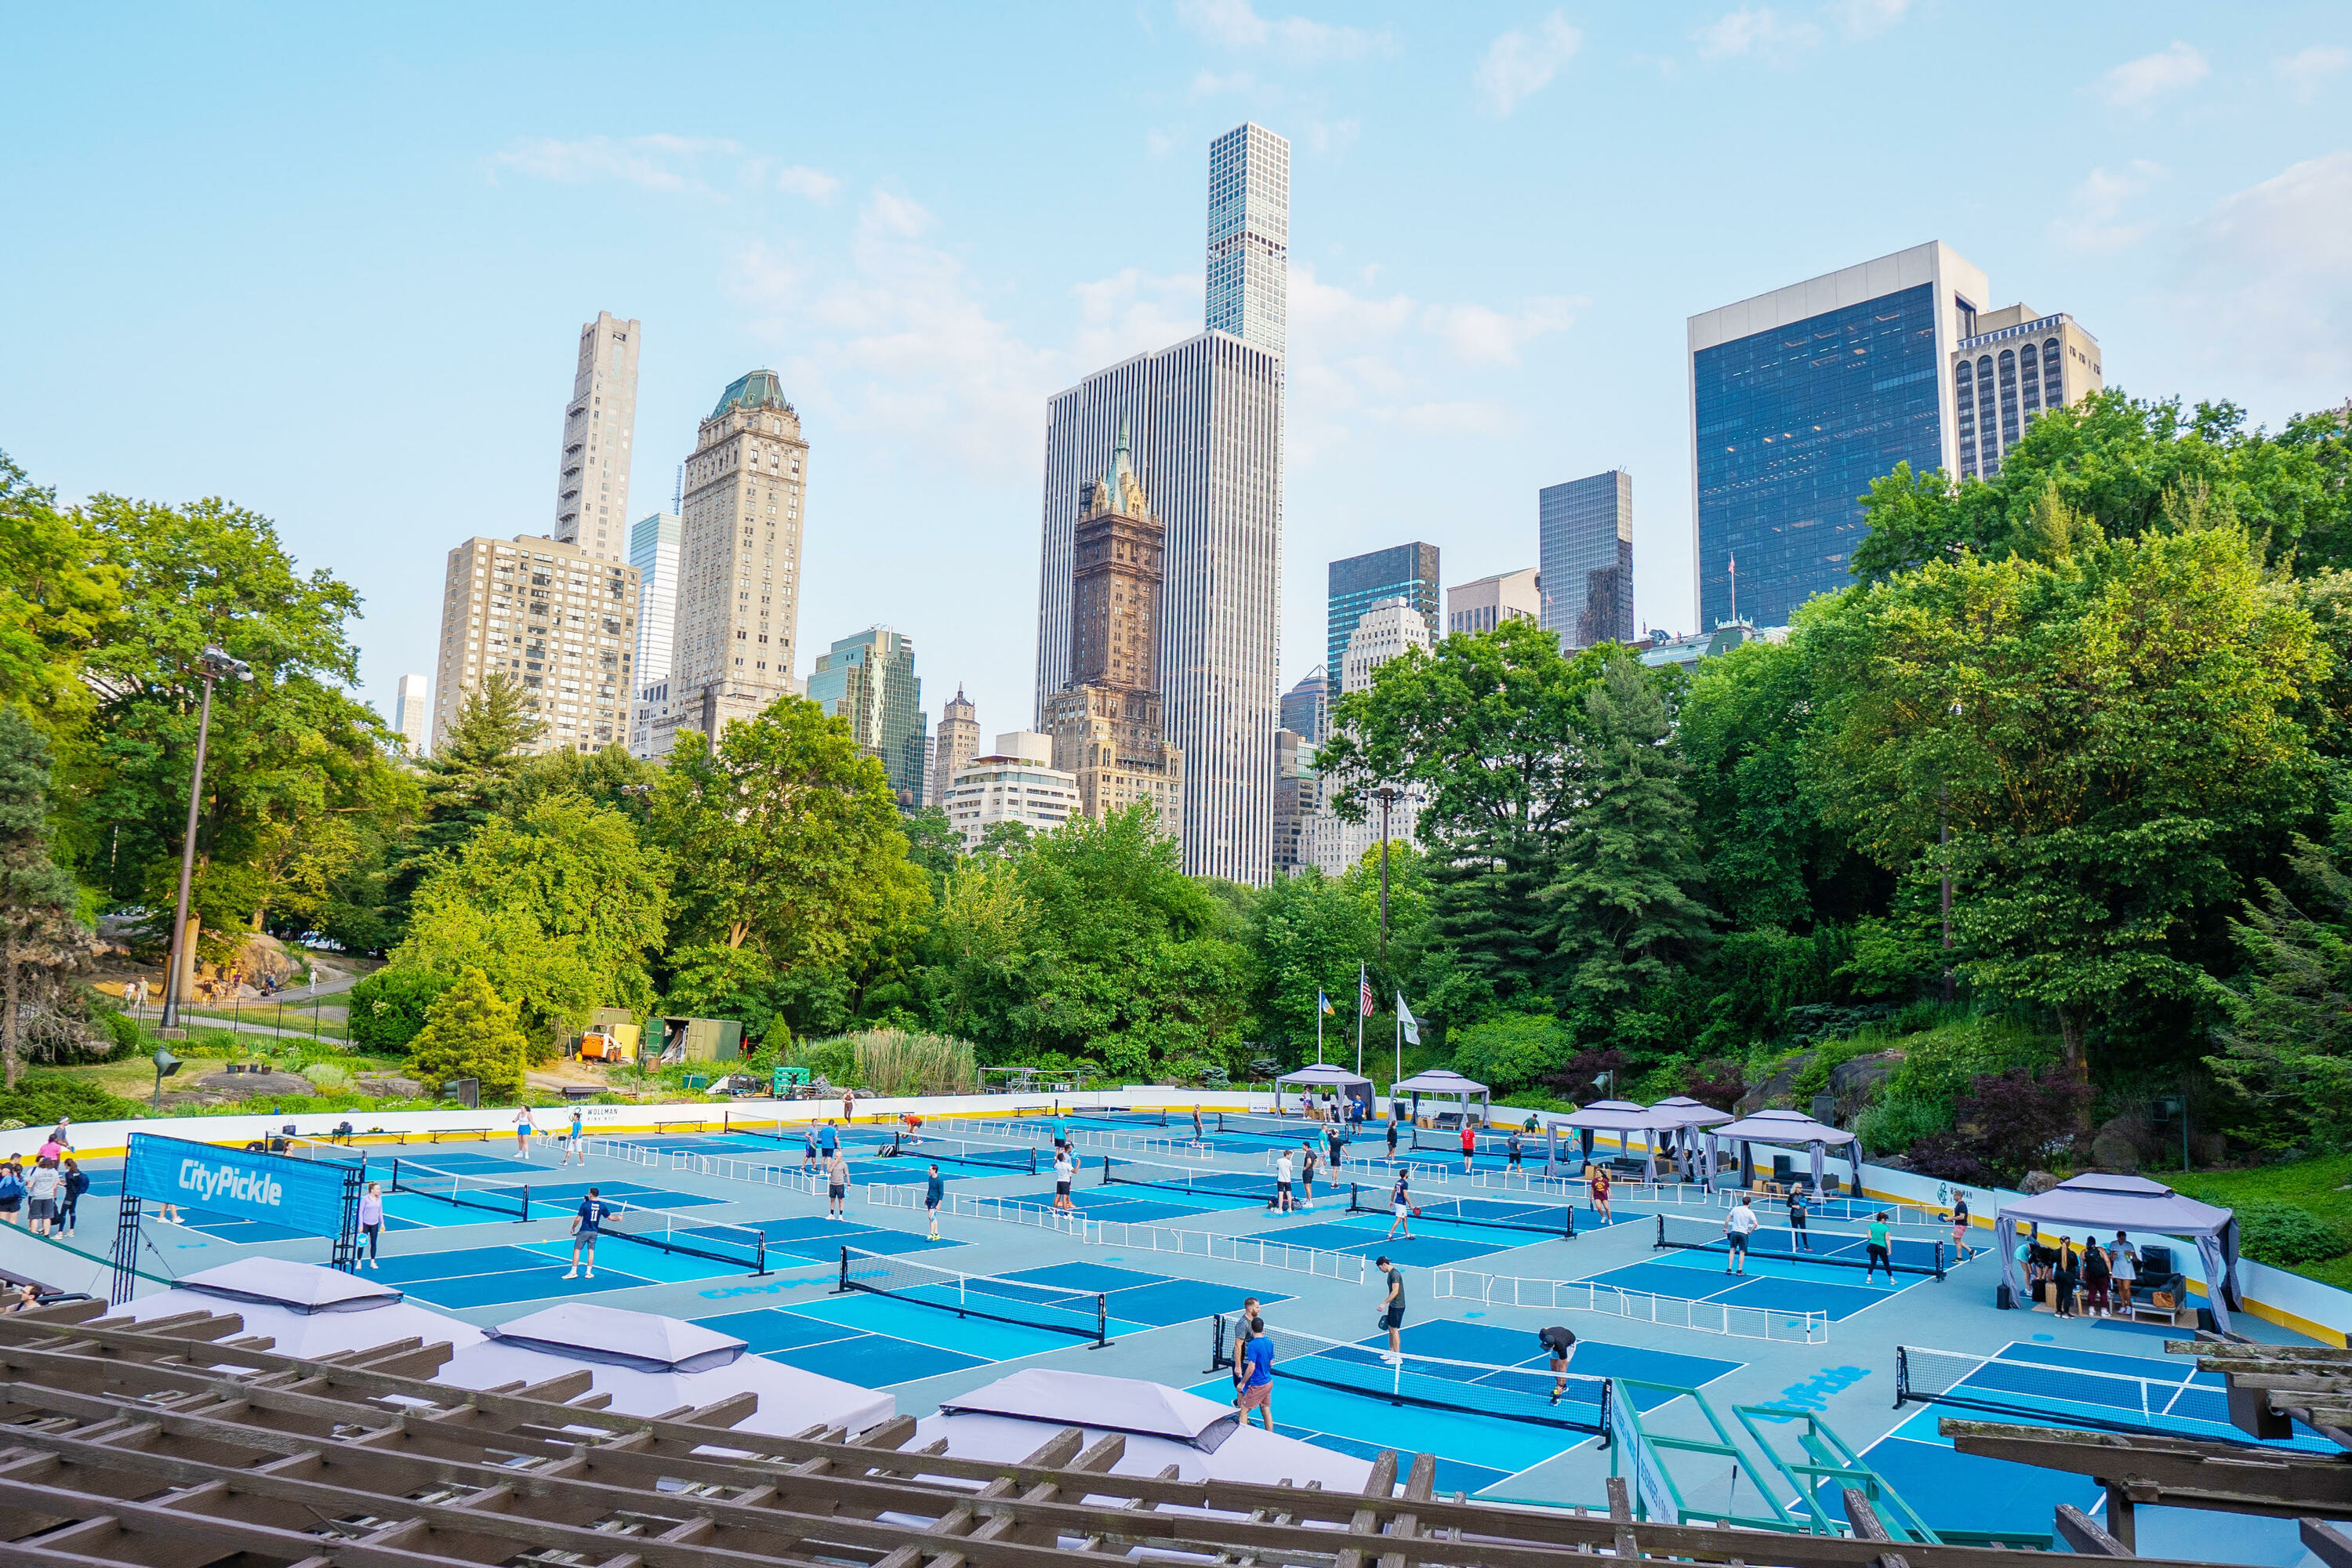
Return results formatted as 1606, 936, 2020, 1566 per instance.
564, 1188, 612, 1279
924, 1163, 946, 1240
1235, 1313, 1276, 1429
802, 1127, 819, 1174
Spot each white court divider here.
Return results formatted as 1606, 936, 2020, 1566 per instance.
1432, 1267, 1830, 1345
581, 1135, 663, 1171
862, 1183, 1369, 1284
955, 1117, 1216, 1163
1285, 1152, 1457, 1187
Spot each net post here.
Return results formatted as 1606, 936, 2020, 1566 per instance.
1935, 1240, 1945, 1281
1599, 1372, 1613, 1449
837, 1245, 849, 1294
1565, 1200, 1577, 1240
1090, 1292, 1109, 1349
1027, 1147, 1038, 1176
1653, 1212, 1664, 1249
520, 1185, 529, 1222
754, 1234, 768, 1276
1099, 1154, 1110, 1185
1209, 1311, 1227, 1371
1894, 1345, 1907, 1407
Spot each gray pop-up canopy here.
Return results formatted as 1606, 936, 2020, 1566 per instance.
1646, 1096, 1734, 1181
1274, 1064, 1373, 1117
1994, 1172, 2243, 1334
1559, 1099, 1667, 1180
1705, 1109, 1860, 1194
1392, 1069, 1490, 1127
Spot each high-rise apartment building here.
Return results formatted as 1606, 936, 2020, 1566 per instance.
927, 688, 979, 811
1272, 727, 1318, 875
1034, 125, 1287, 884
1044, 428, 1185, 841
942, 732, 1080, 850
1952, 308, 2103, 481
1328, 544, 1439, 678
807, 626, 927, 811
1280, 667, 1327, 746
391, 674, 430, 754
430, 535, 638, 757
1690, 243, 1991, 631
1207, 123, 1290, 356
665, 370, 808, 754
1539, 471, 1635, 649
1449, 568, 1541, 637
553, 313, 641, 563
1307, 597, 1432, 875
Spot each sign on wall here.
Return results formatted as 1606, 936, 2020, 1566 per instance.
122, 1134, 354, 1240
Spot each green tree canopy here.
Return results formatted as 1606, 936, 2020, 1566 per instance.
0, 454, 119, 725
407, 966, 528, 1100
0, 707, 84, 1087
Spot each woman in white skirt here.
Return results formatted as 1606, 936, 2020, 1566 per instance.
2108, 1230, 2137, 1315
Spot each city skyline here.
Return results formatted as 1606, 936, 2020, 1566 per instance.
6, 6, 2343, 750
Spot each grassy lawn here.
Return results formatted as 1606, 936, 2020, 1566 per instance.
176, 1004, 350, 1040
2172, 1156, 2352, 1292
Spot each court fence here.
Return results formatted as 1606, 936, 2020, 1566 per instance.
862, 1183, 1370, 1283
955, 1117, 1217, 1163
1431, 1267, 1831, 1345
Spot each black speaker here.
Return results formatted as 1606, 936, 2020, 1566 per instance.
1996, 1283, 2015, 1310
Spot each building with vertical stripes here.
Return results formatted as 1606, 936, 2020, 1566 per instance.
552, 312, 640, 564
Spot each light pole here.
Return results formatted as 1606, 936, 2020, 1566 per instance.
1374, 785, 1399, 949
160, 647, 251, 1032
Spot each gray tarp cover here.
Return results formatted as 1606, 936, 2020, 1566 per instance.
1994, 1171, 2243, 1334
1705, 1109, 1859, 1192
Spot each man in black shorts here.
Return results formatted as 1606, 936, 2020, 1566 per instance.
1539, 1325, 1577, 1404
1507, 1128, 1523, 1171
1375, 1256, 1406, 1364
923, 1162, 945, 1240
1786, 1184, 1813, 1253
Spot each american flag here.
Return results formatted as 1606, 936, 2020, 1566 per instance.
1359, 967, 1374, 1018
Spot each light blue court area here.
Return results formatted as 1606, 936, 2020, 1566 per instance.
1264, 1218, 1523, 1269
364, 1244, 663, 1308
1062, 1187, 1227, 1225
161, 1208, 422, 1243
1579, 1244, 1926, 1323
1015, 1259, 1291, 1328
383, 1173, 728, 1229
707, 1216, 960, 1265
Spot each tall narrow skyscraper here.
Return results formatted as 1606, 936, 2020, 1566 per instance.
662, 370, 808, 755
1207, 123, 1290, 355
554, 312, 641, 562
1035, 125, 1287, 884
807, 626, 927, 810
392, 674, 430, 754
1327, 544, 1439, 678
627, 512, 682, 686
927, 688, 979, 810
1539, 472, 1634, 650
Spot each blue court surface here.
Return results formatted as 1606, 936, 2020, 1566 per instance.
1577, 1241, 1941, 1323
1188, 1317, 1740, 1497
700, 1215, 961, 1265
365, 1243, 667, 1308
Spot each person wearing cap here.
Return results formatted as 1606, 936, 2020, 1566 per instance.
1375, 1256, 1407, 1363
1539, 1325, 1578, 1404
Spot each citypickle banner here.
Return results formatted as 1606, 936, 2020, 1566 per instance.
122, 1134, 353, 1240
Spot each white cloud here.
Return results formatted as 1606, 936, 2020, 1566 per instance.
1070, 269, 1203, 368
774, 165, 840, 201
1421, 298, 1581, 365
2096, 41, 2209, 107
1694, 7, 1822, 64
1474, 12, 1584, 117
861, 191, 931, 240
1145, 127, 1180, 157
2051, 160, 2168, 252
2276, 44, 2352, 102
488, 133, 742, 191
1190, 68, 1261, 96
1308, 118, 1360, 154
1174, 0, 1393, 60
2178, 149, 2352, 386
1824, 0, 1910, 38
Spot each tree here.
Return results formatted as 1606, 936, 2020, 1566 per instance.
0, 708, 83, 1088
1246, 868, 1377, 1059
652, 696, 926, 968
346, 968, 455, 1054
0, 453, 119, 724
392, 794, 669, 1047
505, 742, 659, 826
2205, 808, 2352, 1152
1450, 1012, 1571, 1095
1541, 654, 1713, 1026
407, 967, 528, 1100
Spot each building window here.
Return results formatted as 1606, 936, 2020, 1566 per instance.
2042, 339, 2064, 412
1997, 348, 2020, 454
1955, 359, 1978, 478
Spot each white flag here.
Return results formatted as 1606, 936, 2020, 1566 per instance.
1396, 993, 1419, 1046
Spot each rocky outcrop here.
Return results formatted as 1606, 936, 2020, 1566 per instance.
2089, 1124, 2140, 1173
1736, 1052, 1814, 1116
192, 1070, 316, 1098
2020, 1169, 2061, 1196
357, 1073, 423, 1098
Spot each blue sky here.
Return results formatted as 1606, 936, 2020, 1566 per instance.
5, 2, 2347, 742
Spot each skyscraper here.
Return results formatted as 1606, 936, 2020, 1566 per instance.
1688, 242, 1990, 630
391, 674, 430, 754
1951, 308, 2103, 482
1327, 544, 1439, 679
665, 369, 808, 753
1035, 125, 1287, 883
1207, 123, 1290, 355
927, 688, 978, 810
430, 536, 637, 757
553, 312, 641, 563
627, 512, 682, 686
807, 626, 927, 810
1307, 596, 1432, 875
1044, 426, 1185, 841
1280, 667, 1327, 746
1449, 568, 1541, 636
1539, 472, 1634, 649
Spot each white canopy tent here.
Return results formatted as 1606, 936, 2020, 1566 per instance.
1557, 1099, 1668, 1181
1646, 1096, 1735, 1182
1993, 1172, 2243, 1334
1704, 1109, 1860, 1194
436, 1301, 895, 1436
915, 1368, 1373, 1490
121, 1260, 491, 1363
1391, 1069, 1489, 1128
1273, 1064, 1374, 1120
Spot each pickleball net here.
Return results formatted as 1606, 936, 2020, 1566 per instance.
387, 1156, 531, 1221
887, 1131, 1040, 1175
1655, 1212, 1946, 1279
837, 1245, 1109, 1345
1212, 1315, 1612, 1435
1348, 1185, 1576, 1238
1893, 1344, 2279, 1446
1100, 1156, 1283, 1204
593, 1203, 770, 1275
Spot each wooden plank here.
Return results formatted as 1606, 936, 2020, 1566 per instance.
2053, 1504, 2129, 1557
1944, 1421, 2352, 1516
2303, 1518, 2352, 1568
1842, 1490, 1890, 1544
1333, 1450, 1398, 1568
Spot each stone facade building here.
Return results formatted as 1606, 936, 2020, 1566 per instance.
431, 535, 638, 756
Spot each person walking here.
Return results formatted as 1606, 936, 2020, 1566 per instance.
1785, 1185, 1813, 1252
840, 1088, 855, 1123
1385, 1114, 1399, 1158
1300, 1142, 1319, 1208
1375, 1257, 1407, 1364
2110, 1231, 2138, 1315
2084, 1237, 2113, 1317
1506, 1127, 1523, 1173
564, 1108, 586, 1166
358, 1181, 384, 1267
1589, 1166, 1613, 1226
1052, 1148, 1076, 1214
1949, 1192, 1974, 1261
924, 1163, 946, 1240
1864, 1211, 1894, 1284
826, 1149, 851, 1219
25, 1158, 60, 1237
817, 1120, 840, 1173
564, 1188, 611, 1279
1540, 1325, 1578, 1405
1458, 1120, 1477, 1174
1235, 1312, 1276, 1431
1384, 1171, 1413, 1240
802, 1125, 820, 1175
1192, 1105, 1205, 1145
514, 1106, 535, 1159
1724, 1196, 1759, 1275
59, 1159, 86, 1238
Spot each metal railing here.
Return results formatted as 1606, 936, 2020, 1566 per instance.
862, 1184, 1369, 1283
1432, 1267, 1831, 1344
954, 1117, 1216, 1162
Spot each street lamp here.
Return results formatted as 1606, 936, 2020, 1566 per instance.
160, 647, 252, 1031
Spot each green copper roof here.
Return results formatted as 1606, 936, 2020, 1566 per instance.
711, 368, 793, 419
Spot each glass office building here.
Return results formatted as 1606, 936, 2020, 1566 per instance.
1687, 242, 1987, 632
1327, 543, 1439, 680
808, 626, 927, 811
1537, 471, 1633, 649
1280, 666, 1327, 745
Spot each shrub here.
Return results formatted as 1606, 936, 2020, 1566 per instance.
1450, 1014, 1570, 1095
0, 1075, 144, 1127
300, 1062, 355, 1094
348, 969, 455, 1054
406, 967, 527, 1100
1900, 1132, 1989, 1185
2234, 1202, 2352, 1266
848, 1029, 978, 1098
1856, 1092, 1955, 1156
1544, 1047, 1634, 1104
1902, 1066, 2091, 1184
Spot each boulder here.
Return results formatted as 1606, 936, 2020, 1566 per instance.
2020, 1169, 2061, 1196
2089, 1127, 2140, 1173
1828, 1051, 1904, 1101
192, 1069, 316, 1098
357, 1073, 423, 1098
1737, 1051, 1815, 1116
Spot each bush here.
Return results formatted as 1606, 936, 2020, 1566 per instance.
0, 1075, 144, 1127
347, 969, 455, 1054
1856, 1092, 1955, 1156
1902, 1067, 2090, 1184
2234, 1202, 2352, 1266
1450, 1014, 1570, 1095
406, 967, 527, 1100
300, 1062, 355, 1094
848, 1029, 977, 1097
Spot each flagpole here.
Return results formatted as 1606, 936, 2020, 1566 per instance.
1316, 996, 1323, 1065
1355, 962, 1365, 1077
